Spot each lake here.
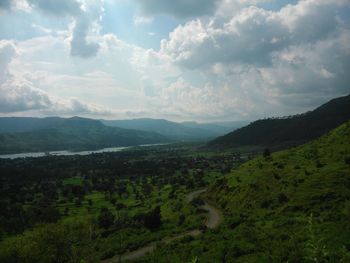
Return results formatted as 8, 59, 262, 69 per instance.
0, 144, 165, 159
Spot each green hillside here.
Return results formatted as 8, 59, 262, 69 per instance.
141, 121, 350, 262
209, 94, 350, 149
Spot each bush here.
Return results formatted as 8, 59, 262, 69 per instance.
278, 193, 289, 204
144, 206, 162, 230
0, 218, 98, 263
345, 156, 350, 165
261, 199, 272, 208
98, 208, 115, 230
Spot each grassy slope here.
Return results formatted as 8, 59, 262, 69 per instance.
140, 121, 350, 262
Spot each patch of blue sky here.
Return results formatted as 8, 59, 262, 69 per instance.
100, 1, 182, 50
0, 10, 69, 40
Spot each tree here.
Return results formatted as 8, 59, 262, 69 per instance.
98, 208, 115, 230
144, 206, 161, 230
278, 193, 289, 204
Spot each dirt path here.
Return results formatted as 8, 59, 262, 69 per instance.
102, 189, 221, 263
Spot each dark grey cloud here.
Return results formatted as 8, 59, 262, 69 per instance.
27, 0, 81, 16
134, 0, 222, 18
25, 0, 100, 58
0, 0, 12, 10
70, 15, 100, 58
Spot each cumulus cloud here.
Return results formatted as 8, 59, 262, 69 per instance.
0, 41, 52, 112
49, 97, 112, 116
0, 80, 52, 112
70, 15, 100, 58
161, 1, 348, 68
157, 78, 247, 118
0, 40, 111, 115
15, 0, 101, 58
152, 0, 350, 118
0, 41, 16, 83
134, 0, 222, 18
69, 0, 103, 58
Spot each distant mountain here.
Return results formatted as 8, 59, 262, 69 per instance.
101, 118, 247, 141
0, 117, 169, 154
180, 121, 248, 135
209, 94, 350, 149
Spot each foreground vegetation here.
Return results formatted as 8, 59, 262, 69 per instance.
0, 121, 349, 262
141, 121, 350, 262
0, 145, 245, 262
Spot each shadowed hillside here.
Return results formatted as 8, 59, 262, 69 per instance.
209, 94, 350, 149
0, 117, 169, 154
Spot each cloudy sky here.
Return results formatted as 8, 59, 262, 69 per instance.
0, 0, 349, 122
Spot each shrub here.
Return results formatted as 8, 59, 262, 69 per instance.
345, 156, 350, 165
278, 193, 289, 204
98, 208, 115, 230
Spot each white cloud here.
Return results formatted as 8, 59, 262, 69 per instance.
0, 79, 52, 113
160, 1, 349, 68
0, 40, 112, 116
134, 15, 154, 25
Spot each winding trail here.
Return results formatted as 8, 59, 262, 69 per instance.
102, 189, 222, 263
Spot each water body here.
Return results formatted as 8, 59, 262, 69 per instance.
0, 144, 165, 159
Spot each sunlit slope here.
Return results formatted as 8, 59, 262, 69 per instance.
207, 120, 350, 261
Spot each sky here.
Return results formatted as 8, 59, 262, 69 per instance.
0, 0, 349, 122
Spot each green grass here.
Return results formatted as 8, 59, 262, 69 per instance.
139, 121, 350, 262
62, 177, 84, 186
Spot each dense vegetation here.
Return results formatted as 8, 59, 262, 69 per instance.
0, 117, 169, 154
141, 121, 350, 262
210, 94, 350, 149
0, 145, 247, 262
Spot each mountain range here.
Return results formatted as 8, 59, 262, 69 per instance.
1, 94, 349, 154
0, 117, 247, 154
101, 118, 248, 141
0, 117, 169, 154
